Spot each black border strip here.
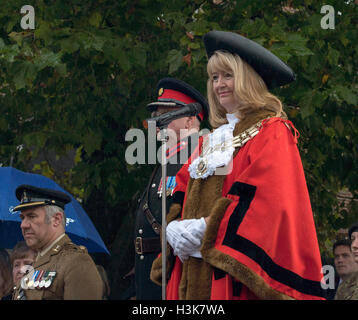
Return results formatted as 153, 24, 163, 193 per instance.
172, 191, 185, 206
222, 182, 325, 298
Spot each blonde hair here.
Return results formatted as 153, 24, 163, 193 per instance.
207, 50, 284, 128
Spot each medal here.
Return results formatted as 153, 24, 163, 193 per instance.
44, 271, 56, 288
27, 270, 38, 289
34, 270, 44, 288
157, 178, 164, 197
39, 271, 49, 288
21, 276, 30, 290
167, 176, 177, 196
196, 157, 208, 177
157, 176, 177, 197
20, 265, 34, 290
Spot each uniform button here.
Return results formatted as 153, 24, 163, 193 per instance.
139, 229, 143, 235
152, 184, 156, 188
140, 255, 144, 260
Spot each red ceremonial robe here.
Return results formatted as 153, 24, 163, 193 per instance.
151, 115, 325, 300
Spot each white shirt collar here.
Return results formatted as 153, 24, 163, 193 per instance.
226, 113, 239, 125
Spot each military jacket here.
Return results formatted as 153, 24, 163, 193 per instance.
334, 271, 358, 300
13, 234, 103, 300
134, 134, 199, 300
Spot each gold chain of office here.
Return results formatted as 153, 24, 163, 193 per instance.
195, 119, 267, 177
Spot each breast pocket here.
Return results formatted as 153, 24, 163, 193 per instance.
41, 274, 61, 300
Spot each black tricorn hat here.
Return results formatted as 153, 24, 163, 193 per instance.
14, 184, 71, 211
348, 222, 358, 239
146, 77, 209, 122
203, 30, 296, 89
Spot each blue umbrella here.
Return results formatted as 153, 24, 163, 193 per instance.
0, 167, 109, 254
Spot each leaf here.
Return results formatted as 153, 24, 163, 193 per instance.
182, 53, 191, 67
89, 12, 102, 27
34, 22, 53, 46
33, 51, 63, 71
291, 45, 314, 57
325, 127, 336, 138
300, 97, 315, 119
167, 49, 183, 74
188, 41, 200, 50
271, 46, 292, 62
8, 32, 24, 46
83, 131, 102, 156
186, 31, 194, 40
74, 146, 83, 164
11, 61, 37, 89
55, 63, 67, 77
339, 35, 349, 47
77, 31, 105, 52
12, 64, 26, 89
322, 74, 329, 84
117, 50, 131, 72
334, 116, 344, 136
335, 86, 357, 105
131, 46, 147, 67
327, 47, 340, 66
286, 34, 308, 46
60, 37, 80, 54
298, 89, 327, 119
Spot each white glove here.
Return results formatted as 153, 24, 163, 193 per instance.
184, 217, 206, 258
166, 218, 207, 261
166, 219, 200, 251
185, 217, 206, 239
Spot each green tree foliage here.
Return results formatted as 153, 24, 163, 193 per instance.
0, 0, 357, 297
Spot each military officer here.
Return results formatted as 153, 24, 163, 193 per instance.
134, 78, 208, 300
12, 185, 103, 300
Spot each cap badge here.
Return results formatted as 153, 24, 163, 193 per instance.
22, 191, 28, 203
158, 87, 164, 97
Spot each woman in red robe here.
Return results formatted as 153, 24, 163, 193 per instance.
151, 31, 325, 300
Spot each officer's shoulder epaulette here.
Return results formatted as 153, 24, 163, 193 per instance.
63, 241, 88, 254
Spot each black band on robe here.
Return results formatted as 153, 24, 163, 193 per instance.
221, 181, 325, 298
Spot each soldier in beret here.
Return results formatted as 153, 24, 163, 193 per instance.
12, 185, 103, 300
335, 222, 358, 300
133, 78, 208, 300
151, 31, 325, 300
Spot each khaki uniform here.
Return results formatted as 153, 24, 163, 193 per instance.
334, 271, 358, 300
13, 234, 103, 300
